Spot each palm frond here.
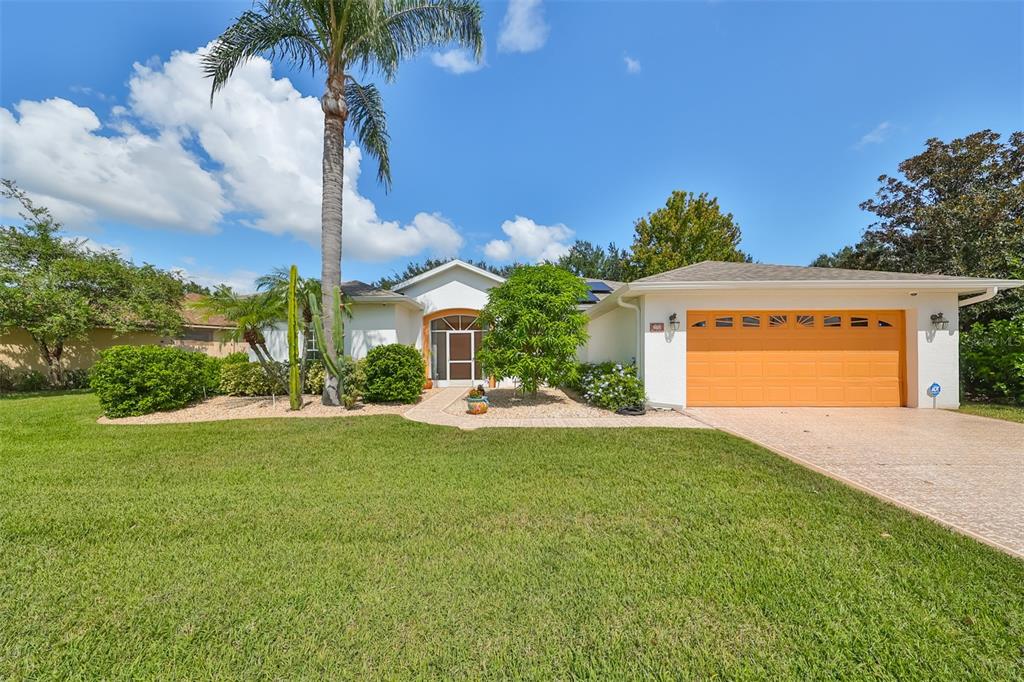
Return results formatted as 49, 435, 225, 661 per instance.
203, 0, 324, 101
345, 77, 391, 190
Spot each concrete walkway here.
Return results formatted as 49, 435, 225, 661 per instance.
404, 387, 706, 430
687, 407, 1024, 558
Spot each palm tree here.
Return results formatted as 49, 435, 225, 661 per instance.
191, 286, 288, 391
204, 0, 484, 405
255, 266, 322, 390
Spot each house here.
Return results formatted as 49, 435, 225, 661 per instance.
0, 293, 246, 375
316, 259, 1022, 410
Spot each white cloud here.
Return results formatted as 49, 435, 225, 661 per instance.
0, 45, 467, 263
499, 0, 549, 53
483, 215, 572, 262
624, 55, 641, 74
856, 121, 891, 148
171, 265, 260, 293
431, 49, 484, 74
68, 234, 133, 257
0, 98, 227, 232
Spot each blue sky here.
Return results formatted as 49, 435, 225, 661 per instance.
2, 0, 1021, 289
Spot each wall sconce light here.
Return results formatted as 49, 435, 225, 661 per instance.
668, 313, 681, 331
930, 312, 949, 330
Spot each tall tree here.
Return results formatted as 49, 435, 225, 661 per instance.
627, 191, 749, 279
0, 180, 185, 386
555, 240, 630, 281
204, 0, 483, 405
813, 130, 1024, 325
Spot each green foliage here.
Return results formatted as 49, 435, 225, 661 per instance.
577, 362, 647, 412
222, 351, 250, 365
555, 241, 630, 282
338, 356, 367, 409
477, 265, 590, 394
627, 191, 749, 279
1, 366, 90, 393
287, 265, 302, 410
304, 360, 325, 395
219, 361, 285, 397
813, 130, 1024, 326
960, 316, 1024, 404
363, 344, 424, 404
0, 180, 185, 386
90, 345, 220, 417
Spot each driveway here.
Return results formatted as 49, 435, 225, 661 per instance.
686, 407, 1024, 558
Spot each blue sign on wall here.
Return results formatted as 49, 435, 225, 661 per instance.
927, 382, 942, 398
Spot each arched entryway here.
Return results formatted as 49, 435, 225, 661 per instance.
422, 309, 489, 387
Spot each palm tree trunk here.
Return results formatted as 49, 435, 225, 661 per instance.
320, 75, 346, 406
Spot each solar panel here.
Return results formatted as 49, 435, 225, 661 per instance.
581, 292, 600, 303
587, 281, 612, 293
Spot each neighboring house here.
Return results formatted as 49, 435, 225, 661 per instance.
0, 293, 246, 374
266, 259, 1021, 410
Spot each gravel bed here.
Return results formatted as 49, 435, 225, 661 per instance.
97, 393, 427, 425
443, 386, 634, 419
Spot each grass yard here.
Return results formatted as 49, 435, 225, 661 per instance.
959, 401, 1024, 424
2, 394, 1023, 679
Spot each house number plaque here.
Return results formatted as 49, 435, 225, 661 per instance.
649, 322, 665, 332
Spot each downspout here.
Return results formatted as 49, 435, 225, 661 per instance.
958, 286, 998, 307
617, 296, 642, 377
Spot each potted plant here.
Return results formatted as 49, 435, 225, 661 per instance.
466, 384, 489, 414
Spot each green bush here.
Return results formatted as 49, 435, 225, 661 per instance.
578, 362, 646, 412
62, 367, 92, 390
14, 369, 49, 392
0, 365, 91, 393
222, 351, 250, 365
305, 360, 325, 395
961, 315, 1024, 403
304, 358, 365, 407
90, 345, 220, 417
219, 361, 284, 396
363, 344, 424, 404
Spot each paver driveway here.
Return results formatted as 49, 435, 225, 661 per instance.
686, 407, 1024, 558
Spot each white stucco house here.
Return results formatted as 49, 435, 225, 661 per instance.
264, 259, 1022, 410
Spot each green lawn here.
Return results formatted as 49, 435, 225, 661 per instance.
2, 394, 1022, 679
959, 401, 1024, 424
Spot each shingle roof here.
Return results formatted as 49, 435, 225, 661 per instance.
341, 280, 401, 298
182, 293, 233, 328
631, 261, 993, 284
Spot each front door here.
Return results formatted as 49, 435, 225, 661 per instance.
448, 331, 475, 383
428, 313, 484, 387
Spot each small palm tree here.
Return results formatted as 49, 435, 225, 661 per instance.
191, 286, 287, 390
204, 0, 483, 405
255, 266, 323, 390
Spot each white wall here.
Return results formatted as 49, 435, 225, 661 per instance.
583, 304, 639, 366
345, 303, 400, 359
401, 269, 496, 314
619, 288, 962, 409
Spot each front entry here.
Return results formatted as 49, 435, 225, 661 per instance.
428, 312, 483, 387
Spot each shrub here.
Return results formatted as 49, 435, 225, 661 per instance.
578, 362, 646, 412
961, 315, 1024, 403
0, 365, 90, 392
304, 360, 325, 395
219, 361, 284, 396
304, 358, 366, 407
363, 344, 424, 404
62, 367, 92, 390
90, 345, 220, 417
14, 369, 49, 392
222, 351, 250, 365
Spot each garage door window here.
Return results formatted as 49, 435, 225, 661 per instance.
769, 314, 788, 328
850, 316, 869, 327
824, 315, 842, 328
797, 314, 815, 328
742, 315, 761, 328
691, 318, 707, 328
715, 316, 733, 328
878, 319, 894, 328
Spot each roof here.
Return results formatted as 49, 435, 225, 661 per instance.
393, 259, 506, 291
342, 280, 422, 308
587, 260, 1023, 318
182, 293, 233, 328
631, 261, 1004, 284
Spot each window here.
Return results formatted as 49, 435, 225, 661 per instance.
769, 315, 788, 328
715, 316, 734, 328
742, 315, 761, 328
796, 315, 815, 328
305, 333, 321, 360
824, 315, 842, 328
878, 319, 894, 328
691, 319, 707, 328
850, 316, 869, 327
180, 327, 216, 342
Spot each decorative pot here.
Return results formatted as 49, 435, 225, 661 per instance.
466, 396, 489, 414
424, 378, 433, 389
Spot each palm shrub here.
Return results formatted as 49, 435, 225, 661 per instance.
91, 345, 220, 417
961, 315, 1024, 403
363, 344, 423, 404
205, 0, 483, 405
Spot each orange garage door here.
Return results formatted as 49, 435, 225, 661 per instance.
687, 311, 905, 407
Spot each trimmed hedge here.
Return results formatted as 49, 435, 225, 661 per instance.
90, 345, 220, 417
219, 361, 284, 396
363, 344, 424, 404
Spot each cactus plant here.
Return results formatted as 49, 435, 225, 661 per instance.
308, 286, 346, 383
287, 265, 302, 410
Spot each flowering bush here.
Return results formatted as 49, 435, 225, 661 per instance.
578, 362, 646, 412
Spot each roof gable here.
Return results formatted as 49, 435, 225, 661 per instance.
392, 259, 505, 291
